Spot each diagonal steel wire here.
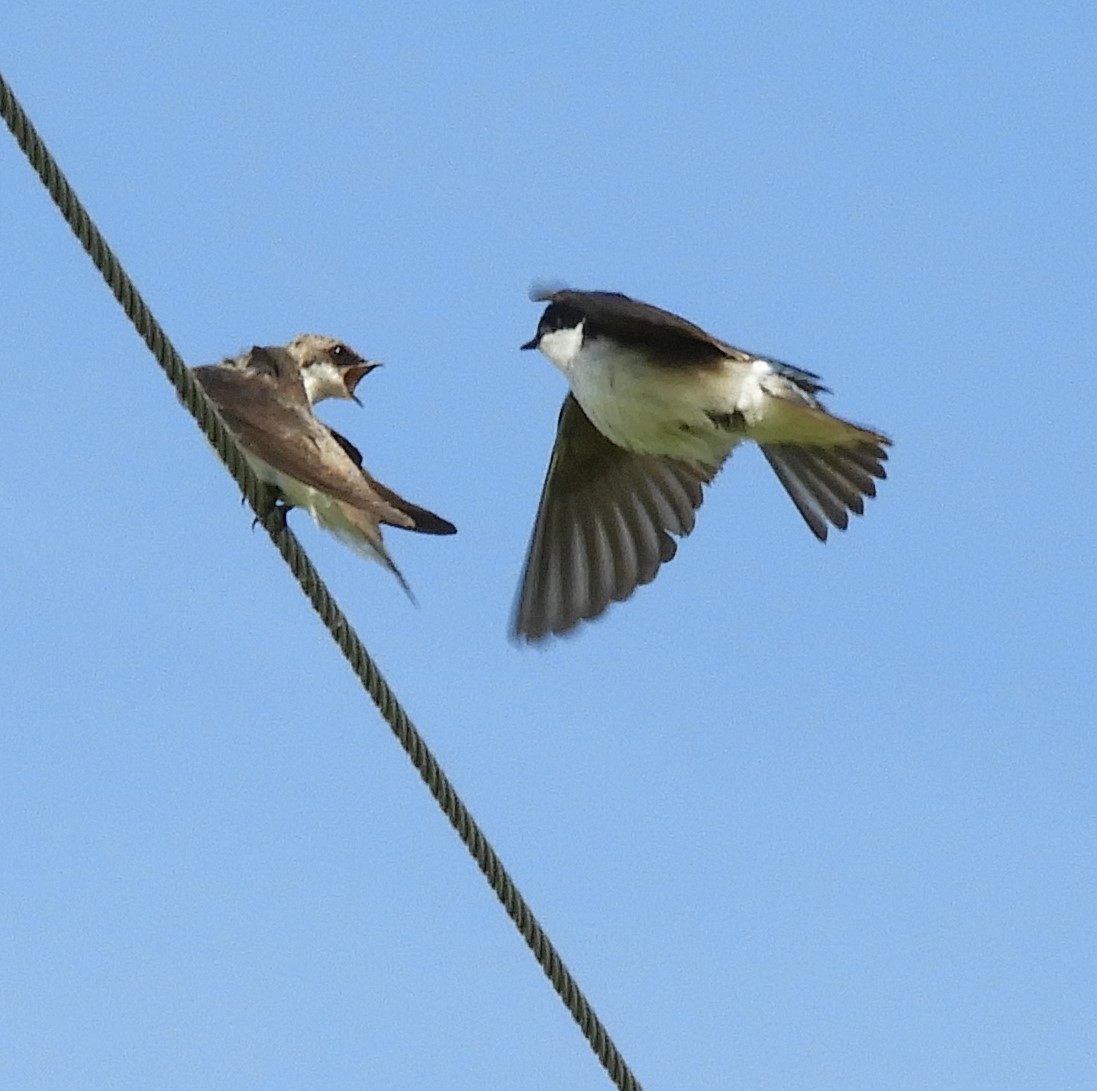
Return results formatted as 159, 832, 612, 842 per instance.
1, 69, 643, 1091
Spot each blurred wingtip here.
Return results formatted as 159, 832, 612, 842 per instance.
529, 279, 567, 303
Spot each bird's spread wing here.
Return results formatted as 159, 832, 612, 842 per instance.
512, 393, 721, 642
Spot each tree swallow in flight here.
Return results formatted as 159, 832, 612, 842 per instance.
513, 288, 891, 641
193, 336, 456, 594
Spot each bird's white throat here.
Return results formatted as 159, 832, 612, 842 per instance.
536, 323, 585, 374
300, 361, 352, 404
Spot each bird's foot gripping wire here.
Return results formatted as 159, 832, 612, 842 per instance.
249, 487, 292, 534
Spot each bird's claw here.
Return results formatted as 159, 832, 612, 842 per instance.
251, 488, 291, 534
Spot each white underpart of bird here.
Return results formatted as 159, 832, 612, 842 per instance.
537, 322, 870, 464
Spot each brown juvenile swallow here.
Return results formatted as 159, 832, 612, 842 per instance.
514, 288, 891, 641
193, 336, 455, 593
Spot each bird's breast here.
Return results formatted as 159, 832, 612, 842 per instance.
569, 341, 754, 461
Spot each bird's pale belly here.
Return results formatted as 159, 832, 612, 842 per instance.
570, 352, 749, 462
245, 454, 384, 563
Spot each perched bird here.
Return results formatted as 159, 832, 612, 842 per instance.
513, 288, 891, 641
193, 336, 455, 594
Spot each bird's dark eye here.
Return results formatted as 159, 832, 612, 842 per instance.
331, 344, 347, 358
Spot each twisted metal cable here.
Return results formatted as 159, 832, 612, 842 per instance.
1, 70, 643, 1091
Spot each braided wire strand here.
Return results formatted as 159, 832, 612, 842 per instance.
1, 70, 643, 1091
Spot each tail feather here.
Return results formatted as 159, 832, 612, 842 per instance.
761, 449, 822, 539
760, 414, 890, 541
780, 447, 858, 525
817, 447, 879, 498
762, 447, 838, 538
839, 441, 890, 479
330, 501, 416, 602
369, 479, 457, 535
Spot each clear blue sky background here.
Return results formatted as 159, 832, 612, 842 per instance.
3, 3, 1094, 1088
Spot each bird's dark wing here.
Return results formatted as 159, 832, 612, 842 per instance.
512, 393, 721, 642
325, 428, 457, 535
532, 287, 755, 365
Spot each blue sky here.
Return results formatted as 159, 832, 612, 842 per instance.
2, 2, 1095, 1088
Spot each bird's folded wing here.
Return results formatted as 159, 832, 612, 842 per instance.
193, 364, 400, 521
325, 428, 457, 535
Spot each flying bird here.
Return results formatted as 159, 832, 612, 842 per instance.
513, 289, 891, 641
193, 336, 455, 594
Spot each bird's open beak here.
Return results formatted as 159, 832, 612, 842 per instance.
520, 337, 538, 351
343, 361, 380, 405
